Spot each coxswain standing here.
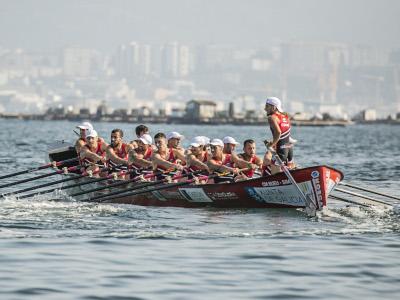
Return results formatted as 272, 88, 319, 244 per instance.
264, 97, 295, 173
128, 134, 153, 175
237, 139, 263, 179
79, 129, 109, 176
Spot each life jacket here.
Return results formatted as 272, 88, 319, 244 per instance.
239, 154, 257, 178
188, 151, 208, 172
81, 140, 105, 166
271, 112, 291, 141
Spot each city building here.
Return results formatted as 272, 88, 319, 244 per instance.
185, 99, 217, 122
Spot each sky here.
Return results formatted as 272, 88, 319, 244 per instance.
0, 0, 400, 51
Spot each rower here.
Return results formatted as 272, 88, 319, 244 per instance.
222, 136, 240, 155
237, 139, 263, 179
222, 136, 243, 168
79, 129, 109, 175
207, 138, 239, 183
166, 131, 186, 165
152, 133, 184, 178
186, 136, 210, 173
106, 129, 131, 168
130, 124, 150, 150
128, 133, 153, 174
261, 148, 274, 176
264, 97, 295, 170
74, 121, 93, 154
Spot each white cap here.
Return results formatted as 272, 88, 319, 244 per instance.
166, 131, 184, 140
76, 121, 93, 131
222, 136, 240, 145
86, 129, 98, 138
190, 136, 205, 147
210, 138, 224, 148
199, 136, 210, 145
265, 97, 283, 112
139, 134, 152, 145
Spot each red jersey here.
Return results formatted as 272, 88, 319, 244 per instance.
272, 112, 291, 140
240, 155, 257, 178
188, 151, 208, 171
82, 141, 105, 165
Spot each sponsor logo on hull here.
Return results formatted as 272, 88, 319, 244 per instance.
179, 188, 213, 203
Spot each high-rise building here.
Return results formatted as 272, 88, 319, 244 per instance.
161, 42, 193, 78
63, 47, 95, 78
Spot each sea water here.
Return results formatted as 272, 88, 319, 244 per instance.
0, 119, 399, 300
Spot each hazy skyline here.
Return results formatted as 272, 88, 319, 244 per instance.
1, 0, 400, 52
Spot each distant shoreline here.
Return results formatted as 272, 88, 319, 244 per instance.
1, 113, 398, 126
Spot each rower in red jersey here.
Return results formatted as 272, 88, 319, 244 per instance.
152, 133, 184, 178
107, 129, 131, 168
264, 97, 295, 172
128, 134, 153, 173
237, 139, 263, 179
130, 124, 150, 150
79, 129, 108, 175
166, 131, 186, 165
186, 136, 210, 173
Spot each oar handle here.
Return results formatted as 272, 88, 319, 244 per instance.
0, 157, 78, 181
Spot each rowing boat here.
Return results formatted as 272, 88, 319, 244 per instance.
48, 141, 343, 209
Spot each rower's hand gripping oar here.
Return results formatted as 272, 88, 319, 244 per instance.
0, 157, 78, 181
265, 143, 318, 217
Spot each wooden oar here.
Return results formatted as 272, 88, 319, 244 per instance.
0, 165, 81, 190
4, 165, 120, 198
19, 168, 129, 199
96, 172, 216, 203
87, 170, 204, 202
329, 194, 371, 208
0, 157, 78, 181
339, 182, 400, 201
267, 146, 317, 217
69, 167, 157, 198
334, 187, 393, 208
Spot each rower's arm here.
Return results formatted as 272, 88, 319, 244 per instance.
107, 145, 130, 166
75, 139, 85, 154
268, 115, 281, 147
207, 159, 236, 174
187, 154, 209, 172
152, 153, 183, 171
231, 154, 257, 169
129, 151, 152, 168
80, 149, 104, 163
254, 155, 263, 168
173, 149, 187, 164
